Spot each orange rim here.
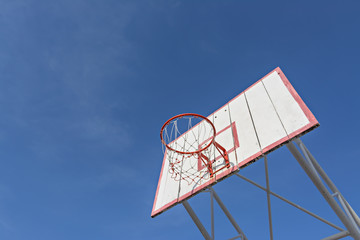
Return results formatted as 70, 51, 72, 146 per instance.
160, 113, 216, 155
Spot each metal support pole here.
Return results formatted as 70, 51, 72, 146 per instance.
342, 197, 360, 229
295, 138, 360, 229
264, 156, 274, 240
235, 173, 344, 231
336, 192, 360, 233
183, 200, 212, 240
209, 187, 248, 240
210, 189, 215, 240
228, 234, 244, 240
286, 141, 360, 240
295, 139, 339, 193
321, 231, 350, 240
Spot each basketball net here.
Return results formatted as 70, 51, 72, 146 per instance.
160, 113, 230, 185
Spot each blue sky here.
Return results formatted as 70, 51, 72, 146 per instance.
0, 0, 359, 239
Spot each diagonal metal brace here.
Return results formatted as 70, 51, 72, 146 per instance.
287, 141, 360, 239
182, 200, 212, 240
321, 230, 350, 240
209, 187, 248, 240
234, 173, 344, 232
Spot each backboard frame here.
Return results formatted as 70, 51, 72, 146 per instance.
151, 67, 319, 218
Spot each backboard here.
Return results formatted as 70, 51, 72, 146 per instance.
151, 67, 319, 217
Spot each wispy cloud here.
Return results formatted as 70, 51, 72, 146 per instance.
58, 164, 140, 194
90, 165, 138, 189
0, 218, 13, 231
71, 115, 132, 149
0, 1, 139, 161
0, 184, 14, 231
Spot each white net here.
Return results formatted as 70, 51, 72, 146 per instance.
161, 114, 216, 185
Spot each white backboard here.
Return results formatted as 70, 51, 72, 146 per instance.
151, 67, 319, 217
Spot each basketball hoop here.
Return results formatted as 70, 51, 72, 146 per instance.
160, 113, 230, 184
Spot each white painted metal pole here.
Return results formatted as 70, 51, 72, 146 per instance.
210, 189, 215, 240
342, 198, 360, 229
228, 234, 245, 240
209, 187, 248, 240
286, 141, 360, 240
295, 138, 339, 193
336, 193, 360, 233
295, 138, 360, 229
264, 156, 274, 240
235, 173, 344, 231
321, 231, 350, 240
182, 200, 212, 240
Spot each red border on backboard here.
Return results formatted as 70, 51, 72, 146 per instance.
151, 67, 319, 217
